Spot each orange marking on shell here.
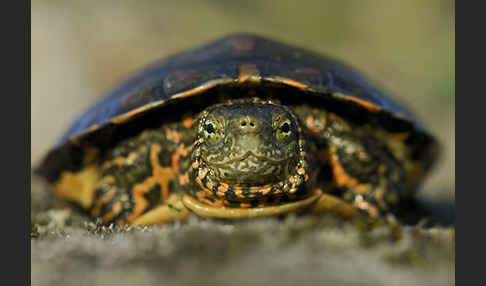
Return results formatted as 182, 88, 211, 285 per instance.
175, 87, 207, 99
110, 107, 147, 124
265, 76, 307, 89
238, 64, 261, 83
171, 78, 232, 100
343, 96, 382, 112
283, 78, 307, 89
233, 36, 255, 51
87, 124, 100, 133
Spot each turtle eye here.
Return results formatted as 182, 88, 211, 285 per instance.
205, 123, 215, 134
280, 122, 290, 134
276, 119, 292, 141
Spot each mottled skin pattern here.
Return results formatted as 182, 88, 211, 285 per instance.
76, 97, 409, 225
90, 120, 194, 224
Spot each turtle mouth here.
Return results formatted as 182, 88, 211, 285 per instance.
191, 147, 310, 204
202, 151, 295, 186
206, 151, 288, 167
192, 159, 310, 203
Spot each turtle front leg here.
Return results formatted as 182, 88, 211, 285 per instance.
130, 194, 189, 225
311, 134, 407, 221
309, 190, 402, 234
90, 165, 190, 226
309, 190, 361, 219
89, 127, 195, 225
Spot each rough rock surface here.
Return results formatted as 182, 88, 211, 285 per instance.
31, 175, 454, 286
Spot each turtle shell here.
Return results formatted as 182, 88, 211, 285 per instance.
37, 33, 438, 182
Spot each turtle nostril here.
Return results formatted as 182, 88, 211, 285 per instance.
239, 117, 259, 133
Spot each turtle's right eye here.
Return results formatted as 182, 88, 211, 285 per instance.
202, 118, 224, 144
275, 119, 293, 142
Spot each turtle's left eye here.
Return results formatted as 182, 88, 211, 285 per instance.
280, 122, 290, 134
275, 119, 292, 141
205, 123, 215, 134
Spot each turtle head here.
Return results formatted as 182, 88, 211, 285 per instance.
189, 98, 311, 206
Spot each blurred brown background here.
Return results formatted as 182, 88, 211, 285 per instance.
32, 0, 454, 199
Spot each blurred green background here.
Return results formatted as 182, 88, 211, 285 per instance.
32, 0, 454, 199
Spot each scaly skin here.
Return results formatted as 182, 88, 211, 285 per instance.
55, 98, 408, 225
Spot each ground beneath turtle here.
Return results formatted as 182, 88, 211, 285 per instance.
31, 174, 454, 286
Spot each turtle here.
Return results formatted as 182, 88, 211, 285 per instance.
36, 34, 438, 226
